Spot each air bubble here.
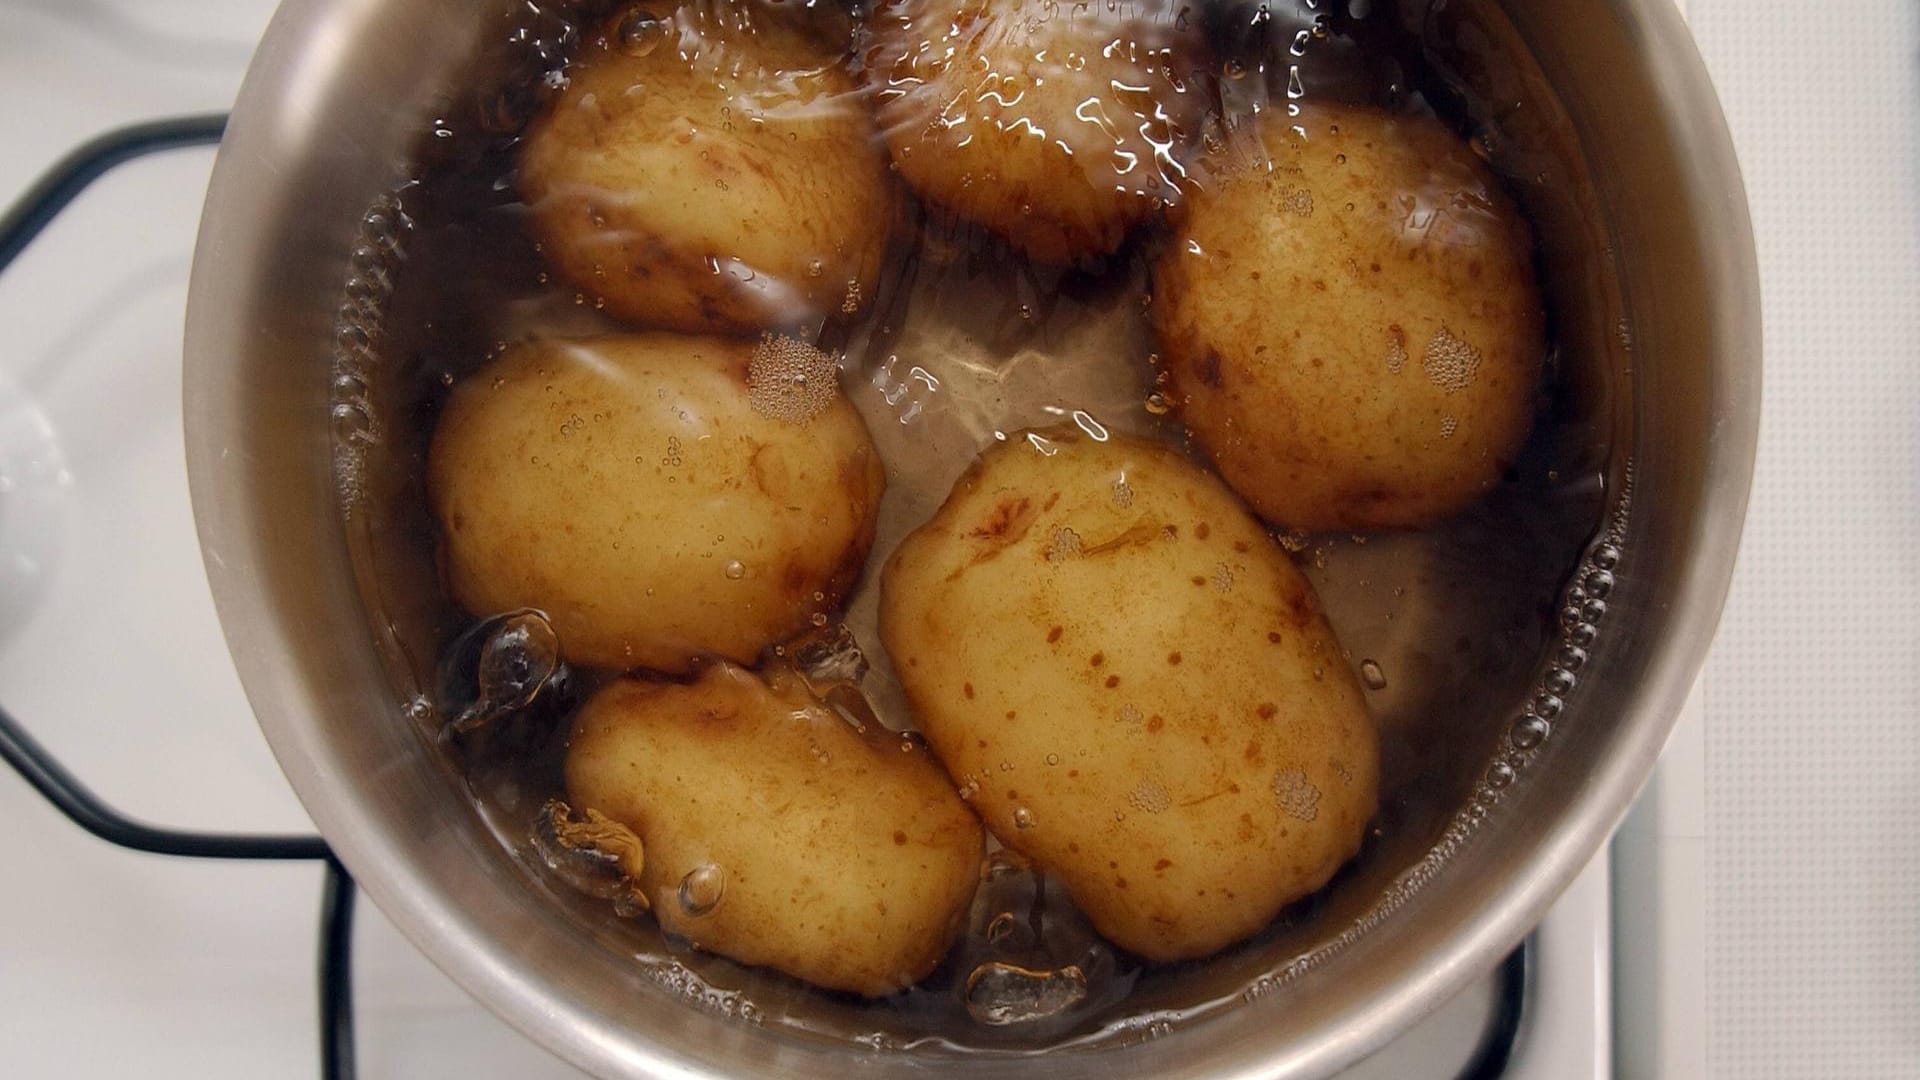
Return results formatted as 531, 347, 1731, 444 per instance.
1584, 570, 1615, 598
1012, 806, 1035, 830
1144, 392, 1172, 415
1359, 659, 1387, 690
1545, 668, 1576, 695
723, 560, 746, 580
448, 609, 561, 734
1510, 715, 1550, 749
963, 962, 1088, 1026
678, 864, 726, 915
1486, 761, 1516, 789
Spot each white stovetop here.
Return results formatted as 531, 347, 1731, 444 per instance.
6, 1, 1913, 1078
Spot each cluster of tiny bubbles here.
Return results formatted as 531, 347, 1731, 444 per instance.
331, 190, 415, 519
747, 333, 840, 426
647, 961, 763, 1024
1108, 1011, 1176, 1046
1422, 326, 1482, 392
1229, 470, 1633, 1001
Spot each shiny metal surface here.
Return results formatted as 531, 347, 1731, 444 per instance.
183, 1, 1760, 1076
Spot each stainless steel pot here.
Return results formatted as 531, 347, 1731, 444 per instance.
183, 1, 1759, 1076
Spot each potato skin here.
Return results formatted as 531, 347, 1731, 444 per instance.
879, 430, 1377, 962
428, 334, 884, 673
865, 0, 1206, 263
520, 1, 895, 333
565, 663, 985, 995
1153, 103, 1545, 530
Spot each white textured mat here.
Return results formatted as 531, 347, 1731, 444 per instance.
1691, 0, 1920, 1075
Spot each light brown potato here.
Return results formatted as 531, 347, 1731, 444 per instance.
1153, 103, 1545, 530
565, 662, 985, 995
865, 0, 1206, 263
428, 333, 885, 673
520, 1, 895, 333
879, 429, 1378, 962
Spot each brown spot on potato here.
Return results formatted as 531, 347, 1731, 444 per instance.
1090, 651, 1105, 667
1195, 350, 1224, 389
963, 682, 975, 700
971, 496, 1036, 542
1167, 651, 1183, 665
1105, 675, 1121, 688
1191, 576, 1207, 587
1147, 715, 1165, 733
1154, 858, 1173, 871
1047, 625, 1064, 643
1195, 522, 1211, 540
1257, 703, 1278, 719
893, 830, 907, 845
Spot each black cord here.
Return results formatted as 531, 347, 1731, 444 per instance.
1454, 941, 1530, 1080
0, 111, 356, 1080
322, 856, 360, 1080
0, 702, 331, 858
0, 113, 227, 271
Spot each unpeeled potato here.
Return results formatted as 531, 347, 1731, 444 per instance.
1153, 103, 1545, 530
520, 0, 896, 333
565, 661, 985, 995
428, 333, 884, 673
865, 0, 1207, 263
880, 429, 1378, 962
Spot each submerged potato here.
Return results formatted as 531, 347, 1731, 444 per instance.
880, 430, 1378, 962
566, 662, 985, 995
428, 333, 884, 673
865, 0, 1206, 263
1153, 103, 1545, 530
520, 1, 895, 333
